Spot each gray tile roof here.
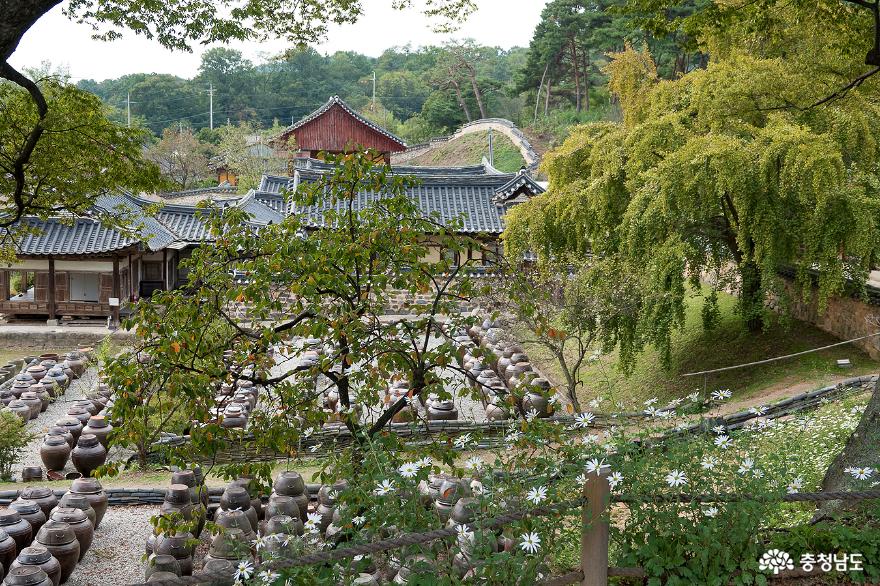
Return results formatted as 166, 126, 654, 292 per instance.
280, 96, 407, 149
289, 168, 545, 234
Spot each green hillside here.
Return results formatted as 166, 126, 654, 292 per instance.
407, 131, 526, 173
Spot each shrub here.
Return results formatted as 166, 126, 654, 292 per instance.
0, 410, 33, 481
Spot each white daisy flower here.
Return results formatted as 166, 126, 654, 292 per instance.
714, 435, 732, 449
525, 408, 540, 421
581, 434, 598, 445
644, 397, 658, 406
585, 458, 605, 475
352, 515, 366, 526
737, 457, 754, 475
374, 479, 395, 496
748, 405, 768, 416
526, 485, 548, 505
665, 470, 687, 487
454, 433, 473, 449
849, 467, 875, 481
455, 523, 473, 541
574, 412, 595, 428
519, 532, 541, 554
258, 570, 280, 584
703, 506, 719, 518
234, 560, 254, 581
307, 511, 322, 525
575, 473, 588, 486
608, 472, 623, 489
398, 462, 420, 478
712, 425, 726, 435
251, 535, 267, 551
464, 456, 483, 471
701, 456, 719, 470
687, 392, 701, 402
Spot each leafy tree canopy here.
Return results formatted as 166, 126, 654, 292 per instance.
504, 2, 880, 371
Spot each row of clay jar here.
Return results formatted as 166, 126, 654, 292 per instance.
0, 478, 108, 585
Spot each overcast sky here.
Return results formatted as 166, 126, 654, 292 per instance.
9, 0, 545, 81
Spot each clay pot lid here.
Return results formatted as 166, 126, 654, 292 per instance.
0, 509, 23, 526
17, 544, 52, 564
21, 486, 53, 499
46, 367, 64, 375
59, 493, 90, 508
209, 528, 244, 557
0, 527, 10, 542
4, 565, 50, 585
50, 507, 87, 525
55, 417, 81, 428
170, 470, 195, 486
85, 415, 107, 428
8, 399, 28, 407
20, 392, 38, 400
201, 557, 234, 573
147, 572, 178, 582
26, 365, 46, 373
165, 484, 190, 504
10, 500, 42, 515
70, 477, 103, 494
66, 407, 88, 416
76, 433, 100, 448
43, 435, 68, 446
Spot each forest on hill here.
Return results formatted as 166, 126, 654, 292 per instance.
78, 0, 704, 147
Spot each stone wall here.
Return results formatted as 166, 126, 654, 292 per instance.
774, 276, 880, 359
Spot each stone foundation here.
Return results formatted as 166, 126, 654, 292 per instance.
773, 277, 880, 359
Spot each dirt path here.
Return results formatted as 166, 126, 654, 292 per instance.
705, 373, 873, 417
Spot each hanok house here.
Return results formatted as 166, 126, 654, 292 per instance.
0, 194, 176, 325
275, 96, 407, 164
0, 96, 542, 324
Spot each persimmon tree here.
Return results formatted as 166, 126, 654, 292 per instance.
104, 150, 482, 476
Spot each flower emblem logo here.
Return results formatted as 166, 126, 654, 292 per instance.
759, 549, 794, 574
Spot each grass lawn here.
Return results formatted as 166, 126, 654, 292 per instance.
408, 131, 526, 173
520, 288, 880, 409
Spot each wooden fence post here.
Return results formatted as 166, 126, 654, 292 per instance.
581, 465, 611, 586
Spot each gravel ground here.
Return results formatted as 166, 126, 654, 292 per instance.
13, 367, 132, 479
67, 504, 157, 586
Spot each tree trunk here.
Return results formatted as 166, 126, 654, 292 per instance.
571, 40, 581, 112
452, 81, 472, 122
739, 260, 764, 332
816, 375, 880, 519
468, 70, 487, 119
583, 53, 591, 112
534, 62, 550, 123
544, 77, 552, 116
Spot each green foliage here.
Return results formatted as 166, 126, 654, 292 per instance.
0, 78, 162, 259
146, 126, 213, 190
506, 15, 880, 369
215, 121, 287, 192
0, 410, 34, 481
104, 150, 481, 476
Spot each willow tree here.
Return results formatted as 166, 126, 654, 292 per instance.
504, 1, 880, 370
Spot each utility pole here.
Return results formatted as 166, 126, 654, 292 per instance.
208, 83, 214, 130
371, 71, 376, 111
488, 127, 494, 167
126, 92, 135, 128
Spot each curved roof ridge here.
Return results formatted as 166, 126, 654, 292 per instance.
279, 95, 407, 149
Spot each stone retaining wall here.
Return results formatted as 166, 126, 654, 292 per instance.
773, 276, 880, 360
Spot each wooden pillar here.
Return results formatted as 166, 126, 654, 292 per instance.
162, 249, 168, 290
111, 256, 120, 326
47, 257, 56, 322
581, 467, 610, 586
